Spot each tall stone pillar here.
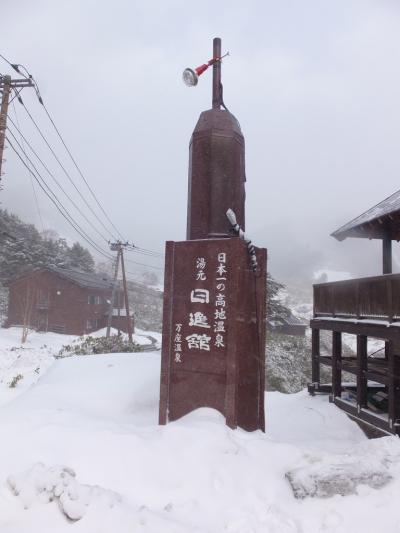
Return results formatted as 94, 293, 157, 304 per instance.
159, 38, 267, 432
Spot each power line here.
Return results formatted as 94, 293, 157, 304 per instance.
6, 135, 114, 261
11, 99, 44, 233
2, 53, 163, 273
18, 97, 117, 242
8, 133, 112, 260
8, 136, 163, 273
124, 256, 163, 270
127, 245, 164, 258
41, 101, 127, 242
7, 115, 111, 243
0, 52, 125, 242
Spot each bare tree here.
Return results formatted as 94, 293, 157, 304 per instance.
18, 284, 35, 344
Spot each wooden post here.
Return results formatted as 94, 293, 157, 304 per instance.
387, 278, 393, 323
120, 247, 133, 343
383, 231, 392, 275
0, 75, 34, 185
356, 281, 360, 319
106, 251, 120, 337
311, 328, 320, 384
387, 340, 400, 433
0, 75, 11, 181
385, 341, 389, 360
356, 335, 368, 411
332, 331, 342, 398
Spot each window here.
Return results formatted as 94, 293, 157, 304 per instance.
88, 295, 102, 305
86, 319, 99, 330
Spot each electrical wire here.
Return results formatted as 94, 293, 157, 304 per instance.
127, 245, 163, 258
0, 54, 16, 70
0, 52, 126, 241
2, 53, 163, 273
11, 100, 44, 232
40, 101, 126, 242
124, 256, 163, 271
6, 135, 114, 261
8, 135, 163, 272
18, 98, 117, 241
8, 115, 111, 243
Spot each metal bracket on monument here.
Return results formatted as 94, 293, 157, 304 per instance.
226, 208, 258, 272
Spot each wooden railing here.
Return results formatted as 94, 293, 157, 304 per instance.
313, 274, 400, 322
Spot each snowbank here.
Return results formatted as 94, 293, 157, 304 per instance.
0, 349, 399, 532
0, 327, 160, 407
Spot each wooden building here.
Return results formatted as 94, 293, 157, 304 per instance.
309, 189, 400, 435
6, 266, 133, 336
267, 313, 307, 336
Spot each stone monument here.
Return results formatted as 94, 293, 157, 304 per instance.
159, 38, 267, 431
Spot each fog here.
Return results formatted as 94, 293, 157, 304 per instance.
2, 0, 400, 283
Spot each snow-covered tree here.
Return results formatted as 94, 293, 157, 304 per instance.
0, 210, 95, 283
142, 271, 159, 286
65, 242, 95, 272
267, 273, 290, 321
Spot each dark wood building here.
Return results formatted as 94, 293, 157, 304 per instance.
309, 189, 400, 435
6, 266, 133, 336
267, 313, 307, 336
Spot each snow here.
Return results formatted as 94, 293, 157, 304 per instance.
313, 269, 352, 283
314, 316, 400, 327
86, 326, 153, 346
0, 330, 400, 531
286, 454, 392, 499
342, 334, 386, 358
0, 327, 160, 406
7, 463, 123, 521
87, 326, 161, 347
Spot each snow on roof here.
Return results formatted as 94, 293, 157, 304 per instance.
331, 187, 400, 241
267, 314, 307, 327
313, 269, 352, 283
47, 266, 116, 290
283, 314, 307, 327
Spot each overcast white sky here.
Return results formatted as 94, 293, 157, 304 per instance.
2, 0, 400, 282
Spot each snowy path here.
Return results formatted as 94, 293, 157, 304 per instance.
0, 343, 399, 531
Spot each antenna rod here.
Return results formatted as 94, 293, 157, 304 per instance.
212, 37, 222, 109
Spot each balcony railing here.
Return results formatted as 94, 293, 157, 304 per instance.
313, 273, 400, 323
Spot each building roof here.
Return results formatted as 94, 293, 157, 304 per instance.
48, 266, 116, 290
331, 188, 400, 241
267, 313, 307, 328
283, 314, 307, 327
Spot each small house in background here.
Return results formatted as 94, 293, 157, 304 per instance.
5, 266, 134, 336
267, 313, 307, 336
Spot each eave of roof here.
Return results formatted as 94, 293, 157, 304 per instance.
331, 188, 400, 241
48, 266, 116, 290
9, 266, 116, 290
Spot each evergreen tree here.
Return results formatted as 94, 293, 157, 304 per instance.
0, 209, 96, 282
65, 242, 95, 272
267, 273, 290, 321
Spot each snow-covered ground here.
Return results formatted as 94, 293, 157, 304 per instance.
0, 327, 160, 407
0, 329, 400, 532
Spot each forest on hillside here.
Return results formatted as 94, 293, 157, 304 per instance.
0, 209, 164, 331
0, 209, 95, 285
0, 209, 95, 321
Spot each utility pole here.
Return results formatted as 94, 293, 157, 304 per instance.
108, 241, 134, 343
120, 245, 133, 343
106, 249, 121, 338
0, 74, 34, 184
